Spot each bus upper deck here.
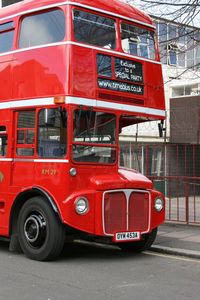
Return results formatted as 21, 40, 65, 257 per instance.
0, 0, 165, 122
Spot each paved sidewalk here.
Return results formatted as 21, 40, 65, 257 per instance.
151, 223, 200, 259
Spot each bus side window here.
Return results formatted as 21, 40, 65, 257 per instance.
0, 21, 15, 53
38, 108, 67, 158
19, 9, 65, 49
0, 126, 7, 156
16, 111, 36, 157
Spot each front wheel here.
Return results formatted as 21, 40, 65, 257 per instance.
117, 228, 157, 253
17, 197, 65, 261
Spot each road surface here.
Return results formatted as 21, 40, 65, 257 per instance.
0, 240, 199, 300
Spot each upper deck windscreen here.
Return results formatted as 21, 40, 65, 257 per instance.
121, 22, 156, 60
72, 8, 156, 62
73, 10, 116, 49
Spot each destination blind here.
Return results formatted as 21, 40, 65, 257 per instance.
97, 55, 144, 95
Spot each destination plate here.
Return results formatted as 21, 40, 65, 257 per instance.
98, 78, 144, 95
114, 231, 141, 242
115, 58, 143, 83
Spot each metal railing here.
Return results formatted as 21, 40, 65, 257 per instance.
120, 142, 200, 225
151, 176, 200, 225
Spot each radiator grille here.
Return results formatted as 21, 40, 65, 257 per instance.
103, 190, 150, 235
128, 192, 149, 232
104, 192, 126, 234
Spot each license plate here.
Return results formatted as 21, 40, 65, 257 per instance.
114, 231, 141, 242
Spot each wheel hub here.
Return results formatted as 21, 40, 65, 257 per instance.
24, 213, 46, 247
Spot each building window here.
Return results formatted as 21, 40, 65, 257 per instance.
168, 47, 177, 65
151, 148, 164, 176
19, 9, 65, 48
156, 20, 200, 68
157, 22, 167, 64
172, 84, 200, 98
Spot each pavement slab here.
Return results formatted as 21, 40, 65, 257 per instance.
151, 223, 200, 258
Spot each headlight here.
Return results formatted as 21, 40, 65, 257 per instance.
154, 197, 164, 212
75, 197, 89, 215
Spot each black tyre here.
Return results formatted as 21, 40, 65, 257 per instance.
17, 197, 65, 261
118, 228, 157, 253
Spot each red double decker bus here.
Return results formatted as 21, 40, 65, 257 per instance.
0, 0, 165, 261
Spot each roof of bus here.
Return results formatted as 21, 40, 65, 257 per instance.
0, 0, 154, 28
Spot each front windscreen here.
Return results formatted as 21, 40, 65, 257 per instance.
73, 110, 116, 163
121, 22, 156, 60
73, 9, 116, 49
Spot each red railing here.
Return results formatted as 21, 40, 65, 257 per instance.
120, 142, 200, 225
151, 176, 200, 225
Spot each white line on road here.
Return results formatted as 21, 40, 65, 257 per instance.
144, 251, 200, 263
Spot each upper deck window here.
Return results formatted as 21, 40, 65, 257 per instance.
73, 10, 116, 49
121, 23, 156, 60
0, 21, 14, 53
19, 9, 65, 48
0, 30, 14, 53
0, 21, 14, 32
